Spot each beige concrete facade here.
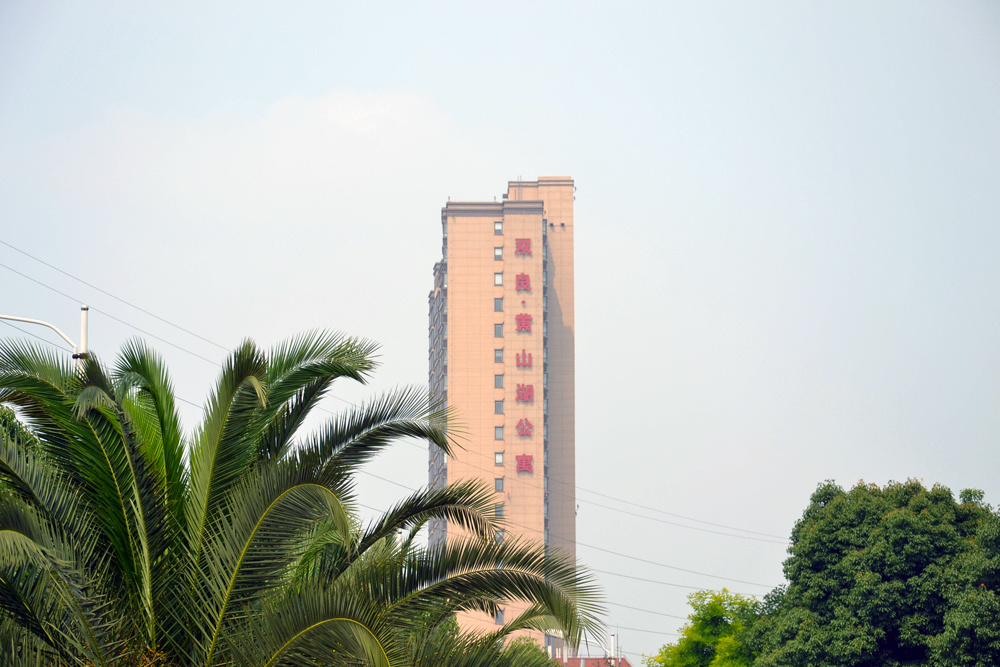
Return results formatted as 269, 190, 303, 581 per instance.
428, 177, 575, 656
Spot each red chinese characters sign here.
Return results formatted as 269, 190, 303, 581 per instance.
516, 418, 533, 437
515, 313, 532, 332
515, 239, 532, 255
515, 273, 531, 291
516, 350, 532, 367
515, 384, 534, 402
516, 454, 533, 473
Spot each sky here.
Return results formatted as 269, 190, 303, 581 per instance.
2, 1, 999, 659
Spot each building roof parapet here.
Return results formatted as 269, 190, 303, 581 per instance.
441, 201, 544, 217
442, 202, 502, 218
501, 201, 544, 215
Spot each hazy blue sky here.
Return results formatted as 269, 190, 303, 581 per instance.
2, 1, 999, 659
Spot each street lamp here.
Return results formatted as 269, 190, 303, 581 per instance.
0, 305, 89, 368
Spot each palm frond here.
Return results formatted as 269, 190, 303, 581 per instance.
382, 537, 604, 651
187, 460, 353, 665
229, 586, 399, 667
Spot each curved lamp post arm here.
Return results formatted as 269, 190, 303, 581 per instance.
0, 306, 89, 367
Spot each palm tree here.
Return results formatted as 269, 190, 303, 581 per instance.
0, 332, 601, 666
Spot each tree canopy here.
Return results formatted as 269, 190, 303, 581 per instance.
649, 481, 1000, 667
748, 480, 1000, 667
645, 589, 760, 667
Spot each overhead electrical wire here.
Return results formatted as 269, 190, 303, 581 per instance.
0, 240, 230, 352
0, 242, 786, 598
352, 468, 776, 589
0, 320, 73, 352
0, 251, 788, 547
607, 602, 687, 620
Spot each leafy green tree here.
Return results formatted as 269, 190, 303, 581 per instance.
747, 480, 1000, 667
0, 334, 601, 666
645, 589, 760, 667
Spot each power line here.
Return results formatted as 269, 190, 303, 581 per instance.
610, 625, 681, 637
577, 487, 786, 540
353, 469, 776, 589
0, 320, 73, 352
577, 543, 774, 588
0, 240, 229, 351
590, 568, 766, 597
607, 602, 687, 621
0, 261, 222, 365
1, 252, 784, 546
0, 245, 786, 585
577, 497, 785, 544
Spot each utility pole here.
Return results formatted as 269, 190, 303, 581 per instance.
0, 305, 89, 369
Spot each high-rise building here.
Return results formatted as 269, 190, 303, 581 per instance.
428, 177, 575, 653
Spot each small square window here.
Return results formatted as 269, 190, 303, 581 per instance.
494, 221, 503, 235
495, 452, 504, 465
494, 374, 504, 389
495, 478, 504, 492
495, 400, 504, 414
495, 426, 504, 440
495, 529, 505, 543
495, 609, 504, 624
494, 349, 503, 363
494, 247, 503, 260
495, 503, 504, 518
494, 297, 503, 312
494, 273, 503, 286
494, 323, 503, 337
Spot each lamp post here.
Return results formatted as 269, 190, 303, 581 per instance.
0, 305, 89, 369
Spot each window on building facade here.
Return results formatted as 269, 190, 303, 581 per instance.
494, 273, 503, 286
494, 221, 503, 235
494, 374, 503, 389
495, 426, 503, 440
495, 504, 504, 518
494, 247, 502, 260
495, 478, 504, 492
494, 297, 503, 312
494, 348, 503, 363
495, 452, 504, 465
495, 529, 505, 543
495, 609, 504, 624
495, 400, 503, 414
494, 323, 503, 337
